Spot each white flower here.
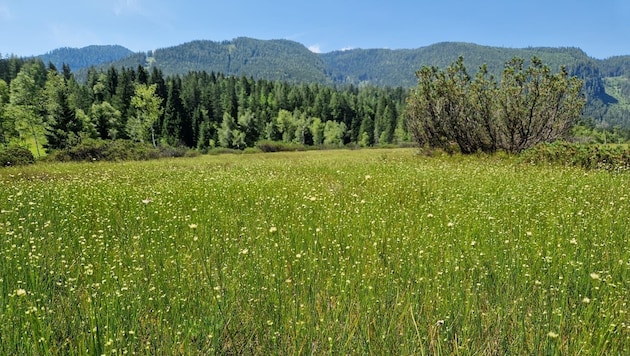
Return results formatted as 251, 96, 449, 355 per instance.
436, 320, 444, 326
582, 297, 591, 304
141, 198, 152, 204
269, 226, 278, 233
188, 223, 198, 229
16, 288, 26, 297
590, 273, 601, 280
547, 331, 559, 338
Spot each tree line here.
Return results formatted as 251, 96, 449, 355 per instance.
0, 58, 409, 155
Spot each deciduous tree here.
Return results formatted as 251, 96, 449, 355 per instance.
127, 83, 163, 146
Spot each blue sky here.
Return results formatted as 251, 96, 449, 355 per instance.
0, 0, 628, 59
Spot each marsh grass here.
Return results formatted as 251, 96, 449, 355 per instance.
0, 149, 628, 354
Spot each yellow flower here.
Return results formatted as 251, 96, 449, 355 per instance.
16, 288, 26, 297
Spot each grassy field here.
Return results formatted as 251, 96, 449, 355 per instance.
0, 148, 628, 354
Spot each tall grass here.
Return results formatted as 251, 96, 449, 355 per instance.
0, 149, 628, 354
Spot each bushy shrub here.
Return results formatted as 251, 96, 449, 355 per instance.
520, 142, 630, 171
0, 145, 36, 167
255, 140, 307, 152
46, 139, 196, 162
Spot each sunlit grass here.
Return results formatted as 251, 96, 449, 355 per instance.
0, 148, 628, 354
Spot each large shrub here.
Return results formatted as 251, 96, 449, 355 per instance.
47, 139, 194, 162
407, 56, 585, 154
0, 145, 35, 166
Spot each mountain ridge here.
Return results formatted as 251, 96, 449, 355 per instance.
31, 37, 630, 128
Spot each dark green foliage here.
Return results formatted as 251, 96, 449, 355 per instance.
92, 38, 331, 84
322, 43, 591, 87
0, 145, 35, 166
46, 139, 193, 162
407, 56, 586, 154
255, 140, 308, 152
520, 141, 630, 171
52, 39, 630, 129
37, 45, 134, 72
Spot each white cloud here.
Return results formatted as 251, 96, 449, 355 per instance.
308, 44, 321, 53
341, 47, 355, 51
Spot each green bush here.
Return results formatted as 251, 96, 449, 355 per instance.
46, 139, 196, 162
255, 140, 307, 152
520, 141, 630, 171
0, 145, 36, 167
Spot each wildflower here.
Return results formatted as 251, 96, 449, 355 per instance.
188, 223, 198, 229
436, 320, 444, 326
590, 273, 601, 280
526, 231, 533, 237
427, 213, 434, 218
141, 198, 152, 205
569, 238, 578, 245
582, 297, 591, 304
16, 288, 26, 297
447, 222, 454, 228
365, 175, 372, 180
269, 226, 277, 233
547, 331, 559, 338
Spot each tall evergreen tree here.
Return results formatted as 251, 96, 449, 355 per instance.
44, 70, 86, 150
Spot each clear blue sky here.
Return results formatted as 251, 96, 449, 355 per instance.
0, 0, 628, 59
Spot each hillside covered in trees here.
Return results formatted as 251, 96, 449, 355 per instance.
1, 38, 629, 156
25, 38, 630, 130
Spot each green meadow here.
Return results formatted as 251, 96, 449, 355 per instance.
0, 148, 628, 354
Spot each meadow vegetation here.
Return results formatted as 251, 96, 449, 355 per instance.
0, 148, 628, 354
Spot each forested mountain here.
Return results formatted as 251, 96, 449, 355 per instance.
83, 38, 331, 83
38, 45, 133, 71
7, 38, 630, 131
322, 43, 595, 87
77, 39, 614, 111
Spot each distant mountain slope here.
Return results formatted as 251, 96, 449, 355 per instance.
321, 42, 593, 87
45, 38, 630, 128
99, 38, 330, 83
38, 45, 133, 71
